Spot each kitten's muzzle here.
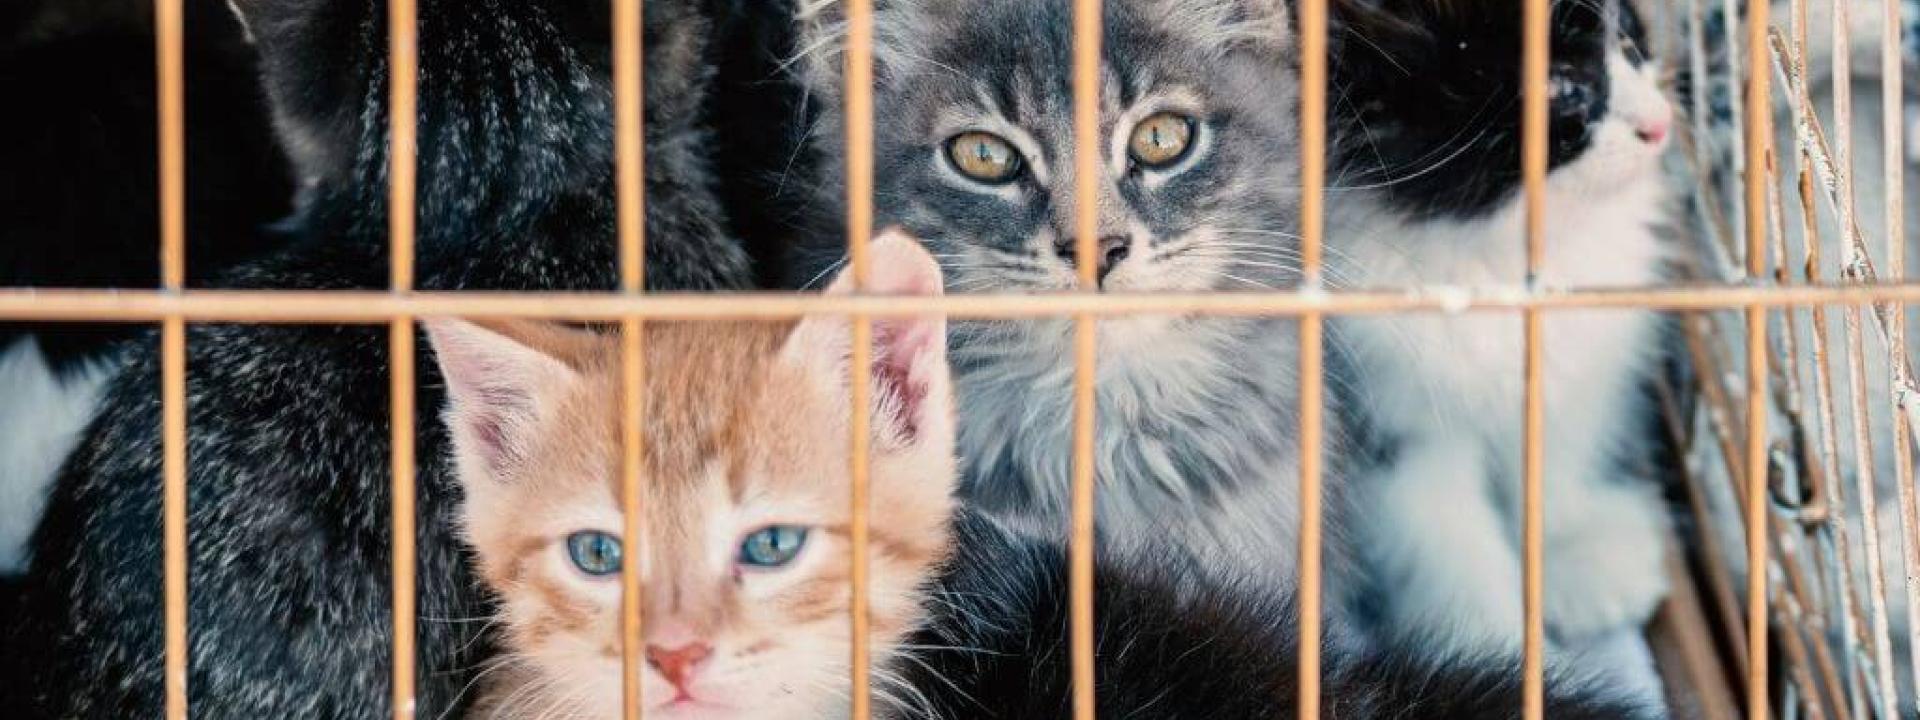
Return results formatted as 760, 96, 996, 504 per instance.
1054, 235, 1131, 286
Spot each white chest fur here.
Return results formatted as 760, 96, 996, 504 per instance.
1331, 172, 1674, 652
0, 338, 114, 575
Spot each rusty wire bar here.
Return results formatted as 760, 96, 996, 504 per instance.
1519, 0, 1548, 713
613, 0, 647, 717
843, 0, 876, 716
1296, 0, 1327, 712
1069, 0, 1100, 717
155, 0, 187, 716
1743, 0, 1773, 714
21, 284, 1920, 322
1825, 0, 1901, 715
1795, 139, 1866, 719
387, 0, 419, 716
1881, 0, 1920, 701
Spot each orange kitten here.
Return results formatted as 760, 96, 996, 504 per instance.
427, 234, 955, 719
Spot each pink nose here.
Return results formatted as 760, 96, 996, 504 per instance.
645, 642, 713, 692
1635, 118, 1669, 145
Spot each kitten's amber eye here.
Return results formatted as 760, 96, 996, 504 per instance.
1128, 112, 1195, 168
738, 525, 809, 568
945, 132, 1024, 183
566, 531, 623, 577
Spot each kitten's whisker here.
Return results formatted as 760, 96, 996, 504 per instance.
800, 256, 850, 290
435, 651, 528, 720
419, 614, 503, 624
1209, 227, 1305, 240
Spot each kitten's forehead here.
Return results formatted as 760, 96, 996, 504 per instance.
625, 321, 805, 485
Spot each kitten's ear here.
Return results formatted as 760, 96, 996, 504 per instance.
791, 0, 932, 99
224, 0, 374, 183
426, 319, 587, 483
782, 229, 952, 449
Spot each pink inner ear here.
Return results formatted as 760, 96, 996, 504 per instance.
464, 383, 535, 467
874, 317, 937, 442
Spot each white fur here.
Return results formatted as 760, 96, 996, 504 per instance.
0, 338, 114, 575
1335, 52, 1675, 650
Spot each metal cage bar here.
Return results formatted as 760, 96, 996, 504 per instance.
613, 0, 648, 717
1520, 0, 1550, 714
1069, 1, 1102, 718
17, 284, 1920, 322
843, 0, 878, 716
386, 0, 421, 716
155, 0, 188, 716
1296, 0, 1328, 711
1743, 0, 1774, 716
1880, 0, 1920, 705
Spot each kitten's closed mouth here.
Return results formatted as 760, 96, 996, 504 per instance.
655, 695, 735, 716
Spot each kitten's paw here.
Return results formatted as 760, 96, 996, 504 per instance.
1544, 527, 1669, 641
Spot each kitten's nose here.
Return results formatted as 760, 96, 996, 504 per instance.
1054, 235, 1132, 284
1634, 117, 1670, 145
645, 641, 713, 691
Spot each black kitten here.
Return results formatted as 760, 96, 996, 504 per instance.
0, 1, 294, 575
6, 0, 751, 717
895, 513, 1662, 720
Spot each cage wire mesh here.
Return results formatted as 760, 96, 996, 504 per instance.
1657, 0, 1920, 716
9, 0, 1920, 717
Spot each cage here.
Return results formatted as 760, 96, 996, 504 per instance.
3, 0, 1919, 717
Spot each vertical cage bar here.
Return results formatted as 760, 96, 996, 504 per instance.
843, 0, 876, 716
1069, 0, 1101, 718
613, 0, 647, 717
1743, 0, 1773, 713
161, 318, 187, 720
1519, 0, 1548, 714
1881, 0, 1920, 700
1821, 0, 1896, 692
1840, 300, 1896, 718
1295, 0, 1326, 713
156, 0, 188, 716
387, 0, 419, 717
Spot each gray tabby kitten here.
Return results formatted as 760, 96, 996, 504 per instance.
792, 0, 1335, 588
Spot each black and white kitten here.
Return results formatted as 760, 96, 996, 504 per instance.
0, 0, 294, 575
894, 512, 1663, 719
1329, 0, 1674, 656
791, 0, 1341, 595
6, 0, 751, 717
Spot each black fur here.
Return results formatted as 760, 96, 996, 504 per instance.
897, 514, 1660, 719
703, 0, 813, 288
0, 1, 293, 376
6, 0, 751, 716
1330, 0, 1651, 219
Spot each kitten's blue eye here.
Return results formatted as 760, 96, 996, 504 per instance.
738, 526, 809, 568
945, 132, 1024, 184
566, 531, 623, 577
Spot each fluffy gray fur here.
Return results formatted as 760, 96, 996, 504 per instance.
791, 0, 1343, 589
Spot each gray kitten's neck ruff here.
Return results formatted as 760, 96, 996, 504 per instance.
952, 314, 1304, 531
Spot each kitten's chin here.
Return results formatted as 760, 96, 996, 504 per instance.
1098, 315, 1187, 353
639, 686, 835, 720
642, 700, 749, 720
